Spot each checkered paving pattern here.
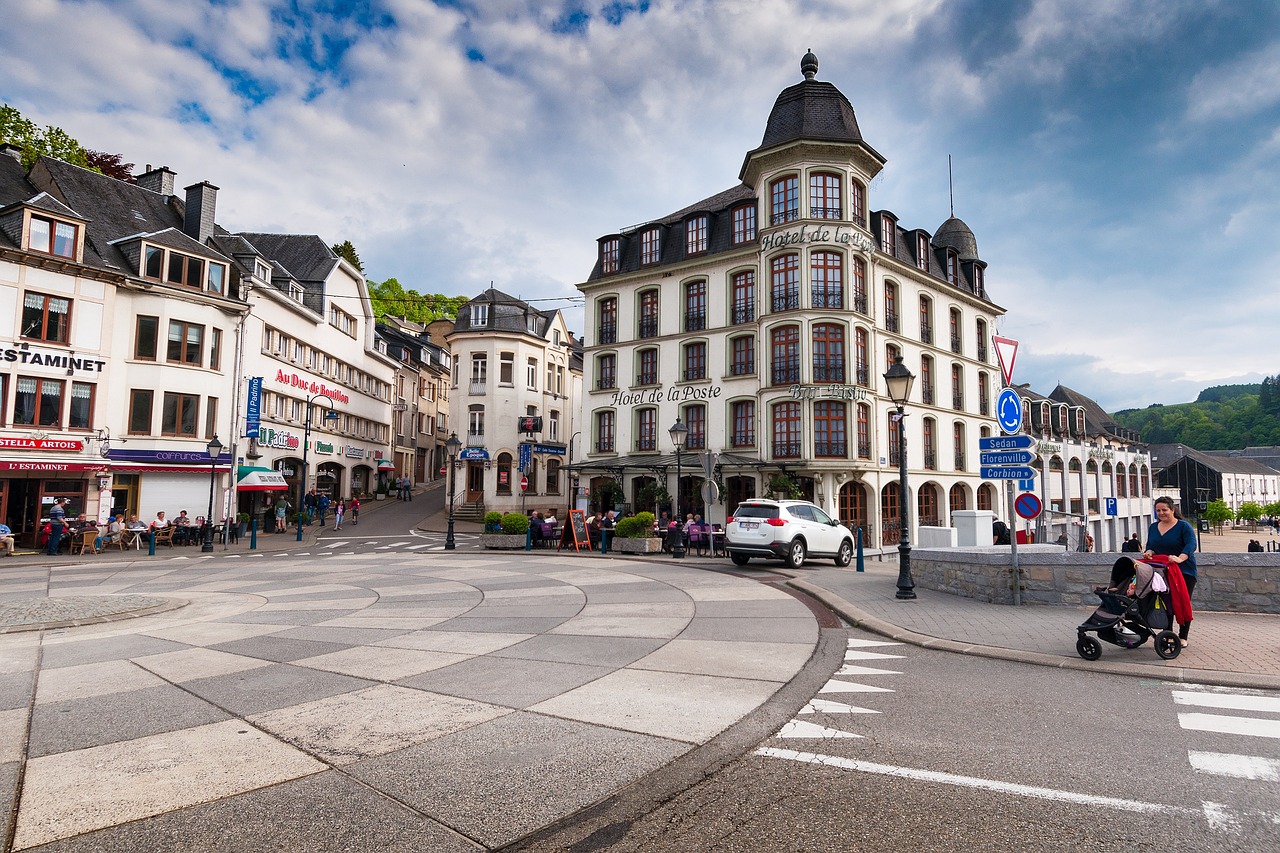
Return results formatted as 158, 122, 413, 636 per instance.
0, 554, 817, 850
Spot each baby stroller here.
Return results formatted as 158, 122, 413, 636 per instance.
1076, 556, 1182, 661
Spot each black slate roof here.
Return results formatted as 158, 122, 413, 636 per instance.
235, 233, 339, 284
453, 287, 557, 337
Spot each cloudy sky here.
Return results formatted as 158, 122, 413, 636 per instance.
3, 0, 1277, 412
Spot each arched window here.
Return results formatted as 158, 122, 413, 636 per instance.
810, 172, 842, 219
951, 364, 964, 410
977, 483, 995, 511
546, 459, 561, 495
637, 289, 659, 338
772, 401, 802, 458
496, 452, 513, 495
851, 256, 867, 313
731, 271, 755, 323
856, 402, 871, 458
812, 323, 846, 383
949, 483, 969, 513
771, 325, 801, 385
949, 308, 962, 354
597, 297, 617, 344
919, 296, 933, 343
855, 327, 869, 386
920, 355, 935, 405
976, 318, 988, 361
684, 280, 707, 332
884, 281, 899, 332
922, 417, 936, 469
685, 404, 707, 450
888, 411, 902, 465
839, 482, 868, 534
953, 421, 966, 471
770, 175, 799, 225
917, 484, 939, 527
771, 254, 800, 312
814, 401, 847, 457
850, 181, 865, 223
636, 407, 657, 452
811, 251, 843, 309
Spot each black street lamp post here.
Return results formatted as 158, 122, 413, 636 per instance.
668, 417, 688, 558
296, 394, 338, 542
202, 434, 223, 553
883, 355, 916, 600
445, 431, 462, 550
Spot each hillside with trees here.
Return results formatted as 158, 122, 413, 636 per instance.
1111, 375, 1280, 449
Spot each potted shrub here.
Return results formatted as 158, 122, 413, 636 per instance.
768, 473, 803, 500
482, 512, 530, 549
483, 511, 504, 533
614, 511, 662, 554
235, 512, 249, 538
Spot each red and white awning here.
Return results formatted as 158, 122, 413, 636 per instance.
236, 466, 288, 491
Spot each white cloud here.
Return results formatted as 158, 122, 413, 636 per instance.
1186, 40, 1280, 122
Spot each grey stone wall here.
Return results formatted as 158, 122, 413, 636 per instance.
912, 548, 1280, 614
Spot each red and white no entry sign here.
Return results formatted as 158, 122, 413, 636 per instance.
520, 475, 529, 492
1014, 492, 1042, 520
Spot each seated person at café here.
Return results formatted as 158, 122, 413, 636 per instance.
152, 511, 170, 529
0, 521, 15, 556
544, 509, 558, 526
529, 511, 544, 545
173, 510, 193, 543
96, 515, 124, 550
126, 515, 147, 530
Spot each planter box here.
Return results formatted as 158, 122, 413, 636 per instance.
614, 537, 663, 554
375, 493, 386, 501
481, 533, 528, 550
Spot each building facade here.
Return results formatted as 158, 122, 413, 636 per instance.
442, 289, 581, 516
1153, 444, 1280, 519
1015, 384, 1153, 549
575, 52, 1005, 545
0, 152, 243, 542
377, 317, 451, 485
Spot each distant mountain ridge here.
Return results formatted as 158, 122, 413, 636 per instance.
1112, 376, 1280, 449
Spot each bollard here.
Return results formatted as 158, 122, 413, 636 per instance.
148, 529, 155, 556
855, 527, 865, 572
250, 518, 257, 550
526, 527, 533, 551
600, 529, 610, 555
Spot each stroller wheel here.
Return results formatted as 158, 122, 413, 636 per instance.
1155, 631, 1181, 660
1076, 635, 1102, 661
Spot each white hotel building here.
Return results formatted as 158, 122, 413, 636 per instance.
575, 53, 1007, 547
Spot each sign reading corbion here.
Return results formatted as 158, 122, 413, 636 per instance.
273, 370, 351, 405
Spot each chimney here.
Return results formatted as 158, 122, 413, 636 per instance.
183, 181, 218, 246
1, 143, 23, 161
136, 165, 176, 196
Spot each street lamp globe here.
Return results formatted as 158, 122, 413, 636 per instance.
882, 355, 917, 601
883, 355, 915, 406
202, 434, 223, 553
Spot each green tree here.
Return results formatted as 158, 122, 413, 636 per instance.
331, 240, 364, 273
1264, 501, 1280, 521
1203, 499, 1233, 532
85, 149, 134, 180
2, 103, 132, 177
367, 276, 468, 323
1237, 501, 1264, 531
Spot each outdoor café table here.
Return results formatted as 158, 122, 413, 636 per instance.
126, 529, 146, 550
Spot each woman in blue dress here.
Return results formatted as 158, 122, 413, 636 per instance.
1143, 496, 1197, 645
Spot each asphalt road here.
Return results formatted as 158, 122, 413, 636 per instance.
512, 631, 1280, 852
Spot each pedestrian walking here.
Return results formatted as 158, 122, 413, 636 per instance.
350, 496, 360, 525
46, 497, 68, 555
273, 499, 289, 533
317, 493, 330, 527
333, 500, 345, 531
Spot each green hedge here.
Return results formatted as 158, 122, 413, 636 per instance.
500, 513, 530, 535
483, 511, 503, 533
616, 511, 655, 538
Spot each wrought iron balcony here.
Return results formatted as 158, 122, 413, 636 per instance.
732, 304, 755, 324
812, 360, 845, 383
771, 362, 801, 385
811, 290, 843, 310
637, 371, 658, 386
853, 293, 868, 314
773, 441, 802, 459
684, 312, 706, 333
731, 360, 755, 376
771, 290, 801, 313
597, 323, 617, 345
638, 317, 658, 338
885, 311, 899, 333
920, 324, 933, 344
815, 440, 847, 457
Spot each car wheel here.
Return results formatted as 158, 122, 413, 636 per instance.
834, 539, 852, 567
786, 539, 806, 569
730, 552, 750, 566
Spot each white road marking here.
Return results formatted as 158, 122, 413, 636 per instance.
405, 544, 430, 550
323, 541, 348, 549
819, 679, 894, 694
843, 650, 906, 661
775, 721, 863, 739
1201, 802, 1241, 834
755, 748, 1200, 817
1173, 691, 1280, 714
376, 541, 412, 550
1188, 751, 1280, 781
798, 698, 878, 715
834, 665, 902, 676
846, 639, 903, 648
1179, 713, 1280, 740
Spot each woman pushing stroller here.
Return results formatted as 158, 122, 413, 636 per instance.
1143, 496, 1197, 647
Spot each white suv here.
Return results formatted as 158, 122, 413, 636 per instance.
725, 499, 854, 568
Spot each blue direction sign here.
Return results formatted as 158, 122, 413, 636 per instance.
979, 450, 1035, 467
996, 387, 1023, 434
979, 434, 1035, 451
981, 466, 1037, 480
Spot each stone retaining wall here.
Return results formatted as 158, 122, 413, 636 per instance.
912, 548, 1280, 613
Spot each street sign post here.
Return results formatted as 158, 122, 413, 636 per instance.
979, 435, 1035, 451
996, 387, 1022, 434
981, 466, 1037, 480
1014, 492, 1043, 520
979, 450, 1035, 467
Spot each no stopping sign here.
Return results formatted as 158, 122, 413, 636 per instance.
1014, 492, 1042, 520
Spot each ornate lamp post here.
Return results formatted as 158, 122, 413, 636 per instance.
668, 417, 688, 558
296, 393, 338, 542
445, 431, 462, 550
202, 434, 223, 553
883, 355, 917, 600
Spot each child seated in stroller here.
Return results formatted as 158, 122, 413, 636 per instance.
1078, 556, 1179, 659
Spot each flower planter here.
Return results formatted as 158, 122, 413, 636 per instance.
614, 537, 663, 554
481, 533, 528, 550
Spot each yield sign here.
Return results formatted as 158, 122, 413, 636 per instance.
992, 336, 1019, 386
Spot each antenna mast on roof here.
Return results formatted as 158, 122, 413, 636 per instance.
948, 154, 954, 218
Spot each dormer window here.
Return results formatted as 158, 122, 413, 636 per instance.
472, 303, 489, 326
28, 215, 77, 259
1075, 409, 1086, 435
255, 261, 272, 281
526, 314, 538, 334
916, 234, 930, 272
732, 204, 756, 244
686, 215, 707, 254
880, 214, 896, 255
641, 227, 661, 264
601, 237, 619, 274
946, 250, 959, 285
288, 282, 303, 302
141, 244, 229, 293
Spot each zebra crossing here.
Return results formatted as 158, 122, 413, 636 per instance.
1174, 686, 1280, 786
155, 532, 483, 561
